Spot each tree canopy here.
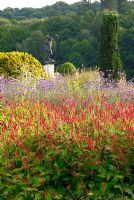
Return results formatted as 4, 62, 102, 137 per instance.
0, 1, 133, 80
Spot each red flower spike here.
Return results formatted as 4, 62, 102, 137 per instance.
131, 133, 134, 140
87, 137, 94, 150
73, 170, 78, 177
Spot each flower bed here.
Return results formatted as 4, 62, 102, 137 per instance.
0, 73, 134, 199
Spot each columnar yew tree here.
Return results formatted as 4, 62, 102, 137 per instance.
100, 10, 123, 80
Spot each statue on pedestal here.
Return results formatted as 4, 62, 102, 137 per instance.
44, 36, 55, 65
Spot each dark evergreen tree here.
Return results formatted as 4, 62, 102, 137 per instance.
100, 10, 123, 80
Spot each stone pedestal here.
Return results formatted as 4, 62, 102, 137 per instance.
43, 63, 54, 78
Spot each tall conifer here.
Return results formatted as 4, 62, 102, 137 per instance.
100, 10, 123, 80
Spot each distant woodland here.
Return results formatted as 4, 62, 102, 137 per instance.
0, 1, 134, 80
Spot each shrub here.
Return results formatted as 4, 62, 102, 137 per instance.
0, 51, 48, 78
58, 62, 76, 75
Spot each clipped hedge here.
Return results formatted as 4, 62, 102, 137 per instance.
58, 62, 76, 75
0, 51, 48, 78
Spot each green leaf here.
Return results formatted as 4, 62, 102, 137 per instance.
45, 193, 53, 200
33, 177, 45, 187
54, 193, 62, 199
57, 185, 66, 196
76, 182, 85, 198
26, 187, 38, 192
101, 182, 107, 193
14, 195, 24, 200
34, 192, 44, 200
113, 185, 123, 195
125, 187, 133, 196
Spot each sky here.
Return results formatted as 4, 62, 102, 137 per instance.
0, 0, 97, 10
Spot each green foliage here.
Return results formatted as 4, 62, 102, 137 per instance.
100, 0, 128, 13
69, 39, 92, 67
100, 10, 123, 80
119, 10, 134, 80
58, 62, 76, 75
16, 30, 46, 64
0, 51, 48, 78
0, 1, 134, 80
0, 2, 72, 19
101, 0, 118, 11
118, 0, 128, 13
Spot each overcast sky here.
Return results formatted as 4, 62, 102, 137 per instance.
0, 0, 98, 10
